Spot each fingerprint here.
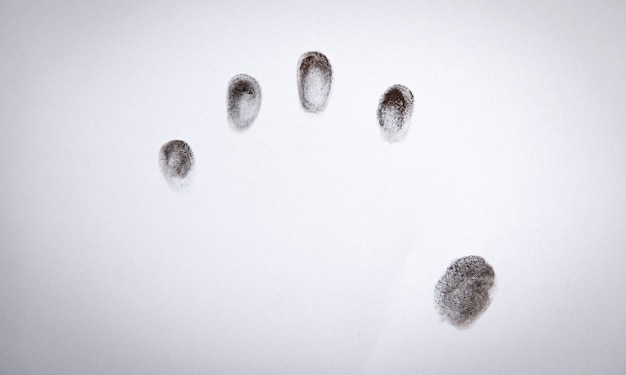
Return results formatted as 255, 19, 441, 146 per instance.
227, 74, 262, 131
159, 140, 194, 189
434, 255, 495, 328
377, 84, 414, 142
297, 51, 332, 113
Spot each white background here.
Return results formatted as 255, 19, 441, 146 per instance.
2, 1, 625, 374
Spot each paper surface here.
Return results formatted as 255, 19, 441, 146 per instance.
2, 1, 625, 373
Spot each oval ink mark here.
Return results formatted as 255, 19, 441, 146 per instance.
159, 140, 194, 190
227, 74, 262, 131
377, 84, 414, 142
434, 255, 495, 328
297, 51, 332, 113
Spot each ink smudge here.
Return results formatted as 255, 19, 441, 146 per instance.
227, 74, 262, 131
297, 51, 332, 113
377, 84, 414, 142
434, 255, 495, 328
159, 140, 194, 189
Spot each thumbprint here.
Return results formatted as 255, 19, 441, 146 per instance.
159, 140, 194, 190
297, 51, 332, 113
434, 255, 495, 328
227, 74, 262, 131
377, 84, 414, 142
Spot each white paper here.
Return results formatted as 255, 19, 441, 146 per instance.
2, 1, 625, 373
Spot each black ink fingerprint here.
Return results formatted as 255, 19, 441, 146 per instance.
159, 140, 194, 189
377, 84, 414, 142
297, 51, 332, 113
227, 74, 262, 131
434, 255, 495, 328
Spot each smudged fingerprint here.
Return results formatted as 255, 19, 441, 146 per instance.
434, 256, 495, 328
377, 84, 414, 142
227, 74, 262, 131
297, 51, 332, 113
159, 140, 194, 190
